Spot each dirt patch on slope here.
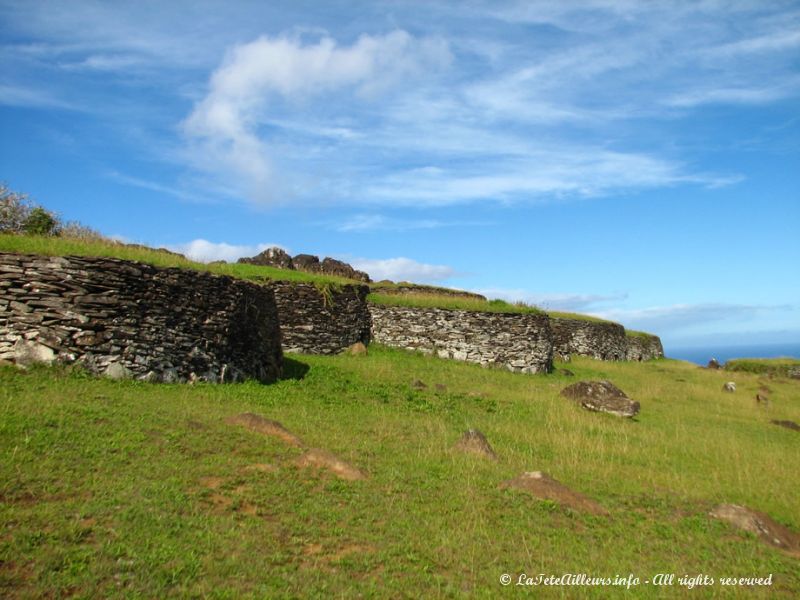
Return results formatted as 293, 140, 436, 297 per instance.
226, 413, 304, 447
710, 504, 800, 557
499, 471, 608, 515
295, 448, 367, 481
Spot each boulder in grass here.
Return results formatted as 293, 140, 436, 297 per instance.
453, 429, 498, 461
722, 382, 736, 393
560, 380, 640, 418
345, 342, 368, 356
707, 358, 722, 369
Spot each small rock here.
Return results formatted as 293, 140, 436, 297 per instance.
707, 358, 722, 369
756, 393, 769, 405
104, 362, 133, 380
434, 383, 447, 392
453, 429, 498, 461
499, 471, 607, 515
709, 504, 800, 555
411, 379, 428, 390
345, 341, 368, 356
560, 380, 640, 418
13, 340, 56, 367
722, 382, 736, 393
771, 420, 800, 432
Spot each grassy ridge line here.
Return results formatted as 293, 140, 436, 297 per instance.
368, 293, 631, 328
726, 357, 800, 377
625, 329, 660, 339
367, 292, 543, 314
0, 234, 356, 286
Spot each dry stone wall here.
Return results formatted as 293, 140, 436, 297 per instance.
0, 253, 283, 383
270, 282, 371, 354
625, 335, 664, 361
369, 304, 553, 373
550, 317, 629, 361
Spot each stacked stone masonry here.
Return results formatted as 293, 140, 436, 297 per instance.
270, 282, 371, 355
0, 253, 283, 383
625, 334, 665, 361
550, 317, 629, 361
369, 304, 554, 374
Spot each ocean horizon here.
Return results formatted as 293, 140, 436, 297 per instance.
665, 342, 800, 366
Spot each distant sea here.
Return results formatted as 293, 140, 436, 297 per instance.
666, 343, 800, 365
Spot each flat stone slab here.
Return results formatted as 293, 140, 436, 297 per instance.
499, 471, 608, 515
295, 448, 367, 481
710, 504, 800, 556
453, 429, 498, 461
226, 413, 304, 447
560, 380, 640, 418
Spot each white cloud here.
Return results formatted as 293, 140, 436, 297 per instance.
0, 83, 75, 110
333, 213, 488, 232
168, 239, 286, 263
182, 31, 451, 204
350, 257, 455, 283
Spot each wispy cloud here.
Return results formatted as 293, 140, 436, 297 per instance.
106, 171, 203, 203
0, 83, 76, 110
333, 213, 490, 232
350, 257, 455, 283
168, 239, 286, 263
182, 31, 451, 204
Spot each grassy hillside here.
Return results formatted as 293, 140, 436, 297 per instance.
1, 348, 798, 598
725, 358, 800, 378
0, 234, 355, 286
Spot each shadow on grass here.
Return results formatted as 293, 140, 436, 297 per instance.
280, 357, 310, 381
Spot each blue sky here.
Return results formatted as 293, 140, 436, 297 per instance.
1, 0, 798, 351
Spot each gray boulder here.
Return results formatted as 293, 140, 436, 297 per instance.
560, 380, 640, 418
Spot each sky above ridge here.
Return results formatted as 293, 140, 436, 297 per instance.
1, 0, 798, 351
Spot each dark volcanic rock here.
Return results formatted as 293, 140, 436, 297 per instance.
238, 247, 293, 269
292, 253, 321, 273
707, 358, 722, 369
560, 380, 640, 418
320, 257, 371, 283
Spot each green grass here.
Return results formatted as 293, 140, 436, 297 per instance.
0, 234, 356, 286
370, 281, 485, 297
547, 311, 617, 324
725, 357, 800, 377
626, 329, 660, 339
2, 347, 799, 598
368, 292, 543, 314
